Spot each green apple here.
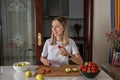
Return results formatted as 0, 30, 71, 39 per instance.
65, 68, 71, 73
36, 74, 44, 80
25, 70, 32, 77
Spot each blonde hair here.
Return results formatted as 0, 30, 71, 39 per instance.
50, 16, 69, 46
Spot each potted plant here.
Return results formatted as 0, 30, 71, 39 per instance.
105, 29, 120, 67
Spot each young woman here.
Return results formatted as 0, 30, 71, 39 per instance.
40, 16, 83, 67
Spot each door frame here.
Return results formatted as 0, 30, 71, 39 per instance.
35, 0, 43, 65
83, 0, 93, 62
35, 0, 93, 64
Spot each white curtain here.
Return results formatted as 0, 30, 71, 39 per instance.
1, 0, 35, 65
115, 0, 120, 29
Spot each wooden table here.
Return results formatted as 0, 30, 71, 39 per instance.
101, 63, 120, 80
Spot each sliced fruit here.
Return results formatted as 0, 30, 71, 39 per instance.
41, 70, 46, 74
72, 68, 78, 72
65, 68, 71, 73
46, 68, 51, 73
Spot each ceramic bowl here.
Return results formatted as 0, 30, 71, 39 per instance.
80, 70, 101, 78
13, 61, 30, 72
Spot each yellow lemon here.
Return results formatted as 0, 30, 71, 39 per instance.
36, 74, 44, 80
25, 70, 32, 77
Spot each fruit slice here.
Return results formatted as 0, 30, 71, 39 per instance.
41, 69, 46, 74
65, 68, 71, 73
72, 68, 78, 72
46, 68, 51, 73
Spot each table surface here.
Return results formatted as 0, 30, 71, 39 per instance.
0, 65, 113, 80
101, 63, 120, 80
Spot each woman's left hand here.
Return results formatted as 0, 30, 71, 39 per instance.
58, 46, 70, 56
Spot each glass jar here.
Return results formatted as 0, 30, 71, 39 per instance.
112, 52, 120, 67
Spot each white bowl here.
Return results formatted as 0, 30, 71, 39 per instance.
13, 62, 30, 72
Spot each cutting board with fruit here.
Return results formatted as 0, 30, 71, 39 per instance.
35, 65, 81, 77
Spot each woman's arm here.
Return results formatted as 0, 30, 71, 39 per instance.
40, 56, 51, 66
58, 46, 83, 65
40, 39, 50, 66
69, 53, 83, 65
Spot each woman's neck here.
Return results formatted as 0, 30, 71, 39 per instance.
56, 36, 62, 42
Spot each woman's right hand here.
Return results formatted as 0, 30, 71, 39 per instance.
40, 56, 51, 66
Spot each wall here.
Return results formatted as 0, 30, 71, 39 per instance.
93, 0, 111, 65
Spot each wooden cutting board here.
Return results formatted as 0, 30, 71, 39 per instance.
35, 65, 81, 77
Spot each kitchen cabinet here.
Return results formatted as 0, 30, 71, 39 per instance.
43, 0, 69, 17
69, 0, 84, 18
43, 0, 83, 18
43, 0, 48, 16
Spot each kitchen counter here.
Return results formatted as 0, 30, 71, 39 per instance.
101, 63, 120, 80
0, 65, 113, 80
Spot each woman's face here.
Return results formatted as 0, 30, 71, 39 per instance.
52, 20, 64, 37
